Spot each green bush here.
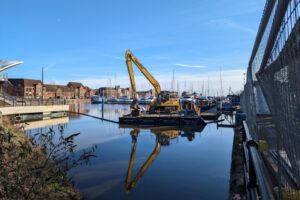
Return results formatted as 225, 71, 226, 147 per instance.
0, 122, 97, 199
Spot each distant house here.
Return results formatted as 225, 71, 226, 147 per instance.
84, 87, 96, 98
137, 89, 155, 98
43, 84, 74, 99
121, 87, 132, 97
67, 82, 86, 99
7, 79, 43, 98
98, 87, 117, 98
97, 86, 133, 98
0, 78, 94, 100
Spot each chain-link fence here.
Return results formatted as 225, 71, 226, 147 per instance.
241, 0, 300, 199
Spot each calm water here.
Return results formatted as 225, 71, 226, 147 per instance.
25, 104, 234, 200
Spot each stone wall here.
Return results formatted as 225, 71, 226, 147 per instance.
66, 99, 91, 105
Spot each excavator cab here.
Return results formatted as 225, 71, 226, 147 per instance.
157, 93, 169, 103
149, 91, 180, 114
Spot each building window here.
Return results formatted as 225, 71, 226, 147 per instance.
37, 88, 41, 97
26, 88, 29, 97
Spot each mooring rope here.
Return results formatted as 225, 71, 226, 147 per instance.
67, 111, 119, 124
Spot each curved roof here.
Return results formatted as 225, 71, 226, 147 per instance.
0, 60, 23, 72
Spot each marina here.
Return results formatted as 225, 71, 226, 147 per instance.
1, 0, 300, 199
22, 104, 235, 200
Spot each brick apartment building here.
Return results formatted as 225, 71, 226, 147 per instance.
0, 79, 95, 99
85, 87, 95, 98
67, 82, 86, 99
43, 84, 74, 99
2, 79, 43, 98
97, 86, 156, 98
136, 89, 155, 98
98, 86, 132, 98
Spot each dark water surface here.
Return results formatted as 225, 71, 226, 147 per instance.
25, 104, 234, 200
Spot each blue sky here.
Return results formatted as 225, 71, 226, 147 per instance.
0, 0, 265, 94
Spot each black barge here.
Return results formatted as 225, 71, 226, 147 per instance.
119, 114, 206, 126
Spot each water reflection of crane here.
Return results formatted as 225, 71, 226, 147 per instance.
123, 125, 205, 194
124, 128, 179, 194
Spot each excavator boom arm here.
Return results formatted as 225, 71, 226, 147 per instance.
125, 49, 161, 101
125, 139, 161, 194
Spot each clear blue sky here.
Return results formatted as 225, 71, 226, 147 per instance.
0, 0, 265, 94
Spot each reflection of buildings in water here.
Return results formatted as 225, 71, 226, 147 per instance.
69, 104, 131, 120
102, 106, 130, 115
69, 104, 90, 120
18, 117, 69, 136
69, 104, 90, 114
68, 112, 83, 119
21, 117, 69, 131
124, 125, 205, 194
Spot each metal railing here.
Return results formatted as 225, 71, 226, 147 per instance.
0, 91, 66, 107
242, 120, 274, 200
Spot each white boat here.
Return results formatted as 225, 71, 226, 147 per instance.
138, 96, 148, 104
217, 98, 233, 111
118, 96, 133, 104
107, 97, 119, 104
138, 96, 154, 105
181, 95, 195, 103
91, 95, 104, 104
196, 96, 216, 111
147, 96, 155, 103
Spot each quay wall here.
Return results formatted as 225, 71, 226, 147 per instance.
66, 99, 91, 105
0, 105, 69, 116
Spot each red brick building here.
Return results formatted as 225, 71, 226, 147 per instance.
0, 79, 96, 100
97, 86, 132, 98
121, 87, 132, 97
5, 79, 43, 98
84, 87, 96, 98
43, 84, 74, 99
137, 89, 155, 98
67, 82, 86, 99
98, 87, 118, 98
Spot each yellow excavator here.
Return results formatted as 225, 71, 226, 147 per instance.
125, 49, 181, 115
124, 128, 179, 194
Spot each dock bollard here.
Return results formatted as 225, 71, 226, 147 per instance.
102, 98, 104, 119
235, 113, 246, 127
